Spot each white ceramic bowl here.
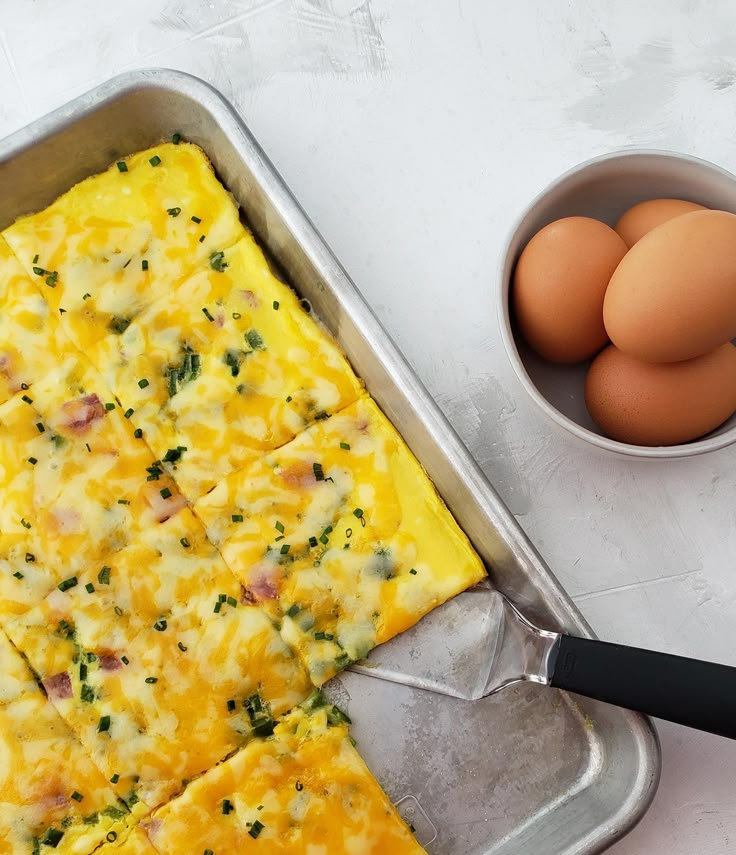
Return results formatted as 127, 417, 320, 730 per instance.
498, 149, 736, 458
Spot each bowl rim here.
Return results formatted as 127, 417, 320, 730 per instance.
497, 147, 736, 459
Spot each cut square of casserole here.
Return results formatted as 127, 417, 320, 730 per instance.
0, 630, 133, 855
95, 234, 363, 499
2, 142, 243, 355
144, 693, 425, 855
195, 395, 487, 684
4, 572, 312, 812
0, 236, 77, 405
0, 355, 187, 594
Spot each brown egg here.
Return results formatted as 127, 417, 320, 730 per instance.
615, 198, 706, 247
604, 209, 736, 363
513, 217, 628, 363
585, 343, 736, 445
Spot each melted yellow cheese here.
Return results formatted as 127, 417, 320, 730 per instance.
0, 236, 77, 404
0, 141, 485, 854
0, 629, 132, 855
2, 143, 243, 354
95, 233, 362, 499
195, 395, 486, 684
146, 698, 424, 855
6, 569, 311, 812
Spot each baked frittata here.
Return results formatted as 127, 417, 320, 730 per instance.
0, 139, 486, 853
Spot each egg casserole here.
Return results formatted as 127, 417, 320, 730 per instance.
0, 141, 486, 853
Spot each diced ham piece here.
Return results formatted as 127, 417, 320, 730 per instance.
51, 506, 82, 534
242, 563, 281, 602
59, 394, 105, 434
98, 653, 123, 671
43, 671, 72, 700
278, 461, 319, 488
145, 485, 188, 522
239, 289, 260, 309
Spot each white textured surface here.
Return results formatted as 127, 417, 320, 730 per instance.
3, 2, 736, 851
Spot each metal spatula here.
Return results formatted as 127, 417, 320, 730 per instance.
349, 586, 736, 739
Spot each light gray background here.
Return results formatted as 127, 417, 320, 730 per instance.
2, 2, 735, 852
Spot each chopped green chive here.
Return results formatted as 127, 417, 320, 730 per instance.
222, 798, 234, 815
244, 329, 265, 351
21, 394, 33, 404
153, 618, 167, 632
79, 663, 88, 681
202, 307, 214, 322
232, 311, 241, 320
280, 544, 290, 555
286, 395, 292, 403
213, 601, 222, 614
227, 699, 236, 712
25, 552, 35, 563
110, 773, 119, 784
121, 656, 129, 665
145, 677, 158, 684
21, 518, 31, 529
46, 271, 58, 287
353, 508, 364, 518
313, 462, 324, 481
178, 641, 188, 652
160, 487, 172, 499
191, 215, 202, 223
315, 631, 326, 640
12, 571, 23, 579
117, 499, 130, 505
180, 537, 190, 548
97, 715, 111, 733
141, 260, 148, 271
227, 596, 237, 608
116, 161, 128, 173
199, 235, 205, 242
114, 606, 123, 616
204, 850, 214, 855
124, 408, 134, 419
32, 266, 45, 276
209, 250, 228, 272
232, 514, 243, 523
108, 316, 131, 335
134, 428, 143, 439
80, 684, 95, 703
308, 536, 318, 548
275, 521, 285, 533
85, 443, 91, 453
42, 828, 64, 847
105, 402, 115, 411
295, 781, 303, 791
106, 832, 118, 843
340, 442, 350, 450
149, 155, 161, 166
286, 604, 300, 618
35, 422, 45, 433
248, 820, 264, 839
32, 254, 39, 264
28, 456, 37, 465
137, 378, 150, 389
272, 300, 279, 310
58, 576, 78, 592
167, 206, 181, 217
98, 566, 111, 585
85, 582, 95, 593
172, 133, 181, 144
71, 791, 84, 802
82, 292, 92, 300
410, 568, 417, 575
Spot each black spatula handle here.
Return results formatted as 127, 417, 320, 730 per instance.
550, 634, 736, 739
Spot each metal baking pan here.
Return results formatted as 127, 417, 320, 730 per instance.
0, 69, 660, 854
